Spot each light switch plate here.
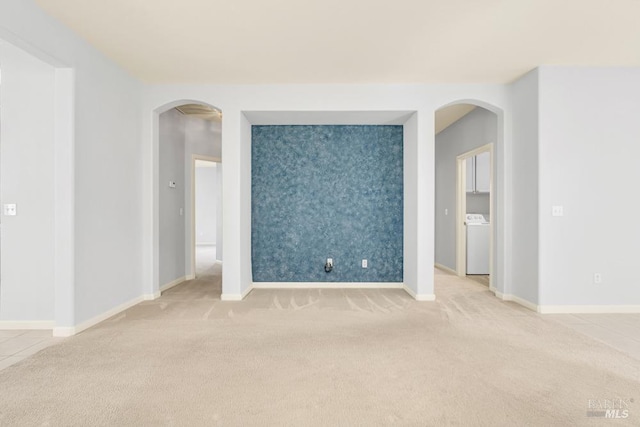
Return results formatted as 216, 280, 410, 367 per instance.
3, 204, 16, 216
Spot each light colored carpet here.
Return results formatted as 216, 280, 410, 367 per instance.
0, 268, 639, 425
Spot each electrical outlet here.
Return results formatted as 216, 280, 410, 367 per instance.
362, 259, 368, 268
324, 258, 334, 273
593, 273, 602, 284
445, 208, 448, 216
552, 205, 564, 217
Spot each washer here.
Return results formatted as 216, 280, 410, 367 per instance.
466, 213, 490, 275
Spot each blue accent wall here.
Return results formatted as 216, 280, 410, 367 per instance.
252, 125, 403, 282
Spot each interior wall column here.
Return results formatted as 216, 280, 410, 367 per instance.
53, 68, 76, 335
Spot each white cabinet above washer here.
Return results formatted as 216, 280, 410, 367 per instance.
466, 151, 490, 193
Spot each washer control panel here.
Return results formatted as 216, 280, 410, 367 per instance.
465, 213, 488, 224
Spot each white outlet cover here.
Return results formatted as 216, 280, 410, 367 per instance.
552, 205, 564, 216
362, 259, 368, 268
3, 204, 17, 216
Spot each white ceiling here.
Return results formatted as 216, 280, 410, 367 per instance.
34, 0, 640, 84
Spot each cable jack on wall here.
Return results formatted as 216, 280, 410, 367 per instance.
325, 258, 333, 273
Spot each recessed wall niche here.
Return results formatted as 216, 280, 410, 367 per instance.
251, 124, 403, 282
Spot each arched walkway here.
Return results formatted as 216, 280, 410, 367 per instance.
433, 99, 505, 299
151, 100, 223, 298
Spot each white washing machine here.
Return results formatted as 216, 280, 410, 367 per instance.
466, 213, 490, 275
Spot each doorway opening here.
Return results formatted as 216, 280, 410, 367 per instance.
156, 102, 222, 295
192, 157, 221, 279
434, 103, 499, 292
456, 144, 493, 286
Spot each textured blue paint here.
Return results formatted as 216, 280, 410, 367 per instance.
252, 125, 403, 282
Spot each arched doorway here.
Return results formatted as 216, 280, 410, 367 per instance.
433, 100, 504, 297
152, 100, 223, 297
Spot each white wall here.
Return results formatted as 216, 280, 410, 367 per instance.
185, 117, 221, 158
141, 84, 509, 301
434, 107, 497, 270
183, 116, 220, 275
0, 1, 144, 328
538, 67, 640, 306
195, 164, 217, 245
159, 109, 186, 286
216, 163, 223, 261
403, 113, 419, 297
466, 193, 490, 215
239, 113, 253, 297
0, 41, 55, 322
509, 69, 540, 304
72, 59, 142, 325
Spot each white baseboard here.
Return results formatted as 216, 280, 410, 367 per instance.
434, 263, 457, 275
242, 285, 253, 299
53, 295, 144, 337
494, 291, 538, 312
221, 285, 254, 301
509, 295, 538, 312
52, 327, 75, 337
402, 285, 436, 301
185, 274, 195, 280
538, 305, 640, 314
252, 282, 404, 289
143, 291, 161, 301
0, 321, 55, 330
489, 291, 640, 314
215, 260, 223, 265
160, 276, 188, 292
